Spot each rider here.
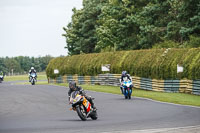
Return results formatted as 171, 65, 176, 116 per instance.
29, 67, 37, 82
119, 71, 133, 94
68, 80, 96, 110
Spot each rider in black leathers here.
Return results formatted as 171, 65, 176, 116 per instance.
68, 81, 96, 110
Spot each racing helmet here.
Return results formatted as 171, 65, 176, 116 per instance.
122, 71, 127, 76
69, 81, 77, 91
31, 67, 34, 70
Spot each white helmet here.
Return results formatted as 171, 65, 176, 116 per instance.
31, 67, 34, 70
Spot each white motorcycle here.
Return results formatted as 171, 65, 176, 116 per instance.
30, 73, 37, 85
0, 75, 3, 83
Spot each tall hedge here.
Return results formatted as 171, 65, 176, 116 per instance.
46, 48, 200, 80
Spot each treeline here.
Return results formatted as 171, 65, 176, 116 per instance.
0, 56, 53, 75
63, 0, 200, 55
46, 48, 200, 80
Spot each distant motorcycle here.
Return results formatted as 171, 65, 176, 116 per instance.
30, 73, 36, 85
0, 75, 3, 83
122, 80, 133, 99
69, 91, 98, 121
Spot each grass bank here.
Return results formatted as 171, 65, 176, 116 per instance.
4, 73, 47, 81
46, 83, 200, 107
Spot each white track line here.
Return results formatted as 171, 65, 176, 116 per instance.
103, 125, 200, 133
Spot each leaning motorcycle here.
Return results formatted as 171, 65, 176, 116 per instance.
122, 80, 132, 99
69, 91, 98, 121
30, 73, 36, 85
0, 75, 3, 83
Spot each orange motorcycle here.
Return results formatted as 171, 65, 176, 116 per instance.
69, 91, 98, 121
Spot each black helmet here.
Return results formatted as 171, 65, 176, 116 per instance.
69, 81, 77, 91
122, 71, 127, 76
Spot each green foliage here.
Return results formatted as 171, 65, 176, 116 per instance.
152, 40, 180, 48
63, 0, 200, 54
179, 0, 200, 40
3, 58, 22, 73
63, 0, 107, 55
46, 48, 200, 80
183, 36, 200, 48
0, 56, 53, 75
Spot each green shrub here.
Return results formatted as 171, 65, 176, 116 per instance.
46, 48, 200, 80
183, 36, 200, 48
152, 40, 180, 48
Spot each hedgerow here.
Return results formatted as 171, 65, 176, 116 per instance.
46, 48, 200, 80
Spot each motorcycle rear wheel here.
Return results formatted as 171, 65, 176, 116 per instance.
90, 110, 98, 120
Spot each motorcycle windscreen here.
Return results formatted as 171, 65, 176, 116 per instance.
71, 91, 79, 99
31, 73, 36, 77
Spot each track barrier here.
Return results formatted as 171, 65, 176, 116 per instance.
48, 74, 200, 95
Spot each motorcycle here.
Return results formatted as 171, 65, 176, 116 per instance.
30, 73, 36, 85
69, 91, 98, 121
122, 80, 133, 99
0, 75, 3, 83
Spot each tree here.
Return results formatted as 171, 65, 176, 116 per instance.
4, 57, 22, 74
63, 0, 200, 54
63, 0, 107, 55
96, 0, 150, 51
179, 0, 200, 41
0, 56, 53, 75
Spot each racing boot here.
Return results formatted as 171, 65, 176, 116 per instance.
120, 86, 124, 94
87, 97, 97, 111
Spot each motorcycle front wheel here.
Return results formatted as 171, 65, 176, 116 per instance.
124, 89, 128, 99
31, 80, 35, 85
128, 89, 131, 99
76, 105, 87, 121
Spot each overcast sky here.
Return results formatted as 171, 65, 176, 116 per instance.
0, 0, 83, 57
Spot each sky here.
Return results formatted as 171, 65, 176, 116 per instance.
0, 0, 83, 57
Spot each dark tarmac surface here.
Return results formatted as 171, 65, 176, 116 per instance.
0, 82, 200, 133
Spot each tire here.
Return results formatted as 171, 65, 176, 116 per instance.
0, 79, 2, 83
31, 81, 35, 85
76, 105, 87, 121
124, 89, 128, 99
90, 110, 98, 120
128, 89, 131, 99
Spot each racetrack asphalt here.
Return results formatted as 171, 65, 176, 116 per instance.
0, 82, 200, 133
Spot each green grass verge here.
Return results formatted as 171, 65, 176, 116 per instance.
16, 81, 48, 85
42, 83, 200, 107
4, 73, 47, 81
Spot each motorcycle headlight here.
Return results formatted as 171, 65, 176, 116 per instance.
71, 96, 81, 104
73, 99, 77, 102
